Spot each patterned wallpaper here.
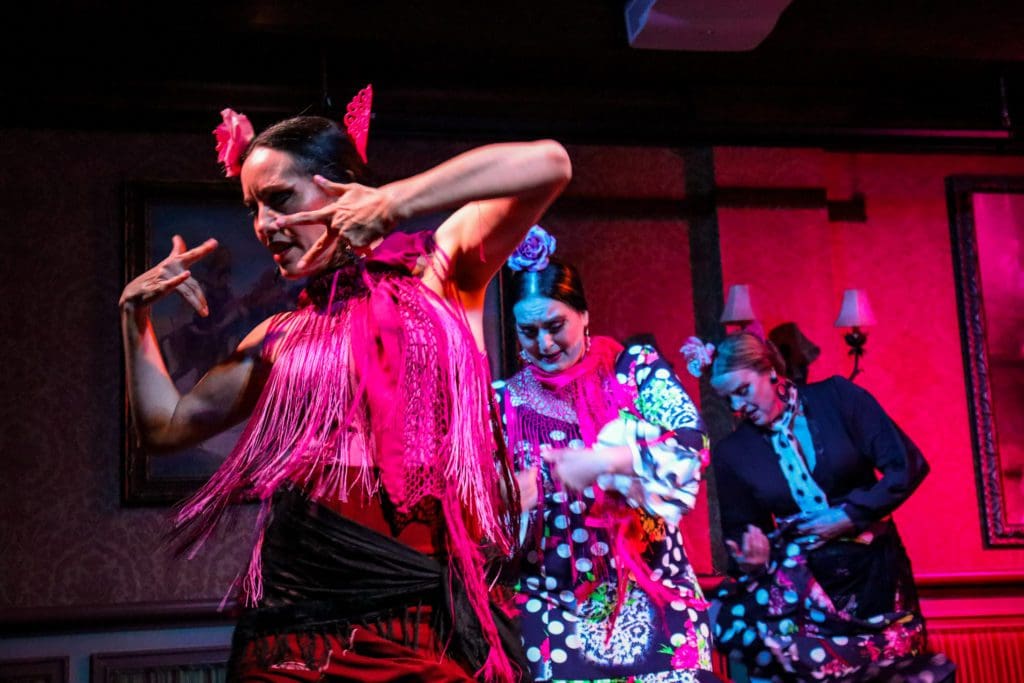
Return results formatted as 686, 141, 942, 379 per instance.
4, 128, 1023, 615
0, 132, 707, 611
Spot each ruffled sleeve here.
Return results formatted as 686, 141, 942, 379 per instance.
595, 344, 708, 526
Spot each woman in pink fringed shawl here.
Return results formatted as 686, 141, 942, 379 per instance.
120, 112, 570, 682
493, 227, 719, 683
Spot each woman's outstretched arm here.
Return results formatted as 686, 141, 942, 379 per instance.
121, 236, 271, 452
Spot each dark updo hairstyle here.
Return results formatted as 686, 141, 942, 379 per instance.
710, 331, 787, 380
241, 115, 372, 185
509, 259, 588, 313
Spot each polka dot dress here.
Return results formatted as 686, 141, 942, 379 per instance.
495, 345, 713, 681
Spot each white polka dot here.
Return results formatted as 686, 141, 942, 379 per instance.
556, 543, 571, 558
569, 438, 585, 449
526, 647, 541, 662
810, 648, 827, 663
671, 600, 687, 611
551, 646, 567, 664
552, 491, 568, 503
650, 568, 664, 581
700, 623, 710, 637
548, 620, 565, 635
559, 590, 575, 603
493, 380, 506, 389
562, 610, 579, 622
832, 636, 849, 646
544, 576, 558, 590
591, 542, 609, 556
655, 368, 670, 379
689, 608, 700, 621
616, 372, 629, 383
550, 430, 566, 441
575, 558, 593, 572
670, 633, 685, 647
583, 487, 595, 499
569, 500, 586, 514
661, 554, 672, 567
525, 576, 541, 589
525, 599, 542, 613
554, 515, 569, 529
628, 345, 642, 354
565, 634, 582, 649
572, 528, 589, 543
672, 547, 682, 562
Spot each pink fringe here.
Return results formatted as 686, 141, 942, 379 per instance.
173, 248, 517, 665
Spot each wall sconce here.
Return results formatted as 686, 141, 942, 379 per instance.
835, 288, 877, 381
721, 284, 757, 327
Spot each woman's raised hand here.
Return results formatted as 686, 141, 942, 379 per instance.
119, 235, 218, 316
515, 465, 540, 513
726, 524, 771, 573
274, 175, 397, 271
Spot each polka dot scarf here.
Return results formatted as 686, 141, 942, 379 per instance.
770, 381, 829, 513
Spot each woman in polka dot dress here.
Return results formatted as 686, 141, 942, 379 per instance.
493, 228, 717, 683
698, 332, 937, 682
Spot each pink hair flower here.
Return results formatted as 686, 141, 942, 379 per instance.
213, 108, 254, 177
680, 336, 715, 378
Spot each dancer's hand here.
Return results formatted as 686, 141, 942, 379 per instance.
515, 465, 540, 512
542, 446, 629, 491
119, 235, 218, 316
274, 176, 397, 271
795, 507, 855, 548
726, 524, 770, 573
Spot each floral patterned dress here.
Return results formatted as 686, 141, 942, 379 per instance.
495, 341, 714, 683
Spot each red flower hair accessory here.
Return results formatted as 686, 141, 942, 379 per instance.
343, 84, 373, 163
213, 108, 254, 178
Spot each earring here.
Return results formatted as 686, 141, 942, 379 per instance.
770, 372, 778, 384
584, 326, 592, 354
519, 349, 533, 366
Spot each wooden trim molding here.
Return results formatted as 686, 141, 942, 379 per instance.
0, 657, 68, 683
91, 647, 231, 683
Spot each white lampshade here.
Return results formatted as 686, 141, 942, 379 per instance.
720, 284, 757, 324
835, 289, 877, 328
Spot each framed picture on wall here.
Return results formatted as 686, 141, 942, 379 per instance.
948, 175, 1024, 546
121, 181, 303, 505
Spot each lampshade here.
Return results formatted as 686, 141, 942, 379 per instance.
720, 284, 757, 324
834, 289, 877, 327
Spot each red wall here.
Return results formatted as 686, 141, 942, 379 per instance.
715, 146, 1024, 579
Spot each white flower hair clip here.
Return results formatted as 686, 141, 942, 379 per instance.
680, 336, 716, 378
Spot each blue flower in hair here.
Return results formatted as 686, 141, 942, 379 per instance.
507, 225, 557, 272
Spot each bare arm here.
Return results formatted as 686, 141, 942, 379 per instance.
398, 140, 572, 299
120, 236, 272, 452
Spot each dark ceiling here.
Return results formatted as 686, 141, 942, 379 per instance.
9, 1, 1024, 150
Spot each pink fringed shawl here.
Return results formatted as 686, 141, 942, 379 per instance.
502, 336, 682, 623
174, 231, 519, 682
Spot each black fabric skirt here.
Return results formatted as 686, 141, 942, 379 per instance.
229, 485, 531, 681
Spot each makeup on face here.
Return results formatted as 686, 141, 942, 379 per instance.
513, 296, 589, 373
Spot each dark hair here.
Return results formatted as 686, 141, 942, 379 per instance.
509, 259, 588, 312
710, 331, 787, 379
241, 116, 372, 185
